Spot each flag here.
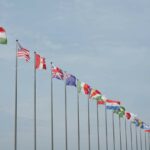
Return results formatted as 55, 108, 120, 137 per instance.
35, 53, 46, 70
0, 27, 7, 44
144, 130, 150, 133
90, 89, 102, 100
77, 80, 91, 95
17, 41, 30, 62
138, 120, 143, 128
97, 95, 106, 105
114, 106, 125, 118
106, 99, 120, 110
125, 112, 137, 121
141, 123, 150, 130
51, 64, 64, 80
132, 118, 140, 127
65, 73, 76, 87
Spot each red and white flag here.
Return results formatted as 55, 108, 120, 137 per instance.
17, 42, 30, 62
35, 53, 46, 70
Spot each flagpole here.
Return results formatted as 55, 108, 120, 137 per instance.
34, 52, 37, 150
148, 132, 150, 150
97, 103, 100, 150
87, 97, 91, 150
105, 106, 108, 150
14, 39, 18, 150
64, 81, 68, 150
50, 62, 54, 150
140, 129, 143, 150
119, 117, 122, 150
135, 126, 138, 150
125, 118, 128, 150
112, 111, 115, 150
130, 122, 133, 150
77, 83, 80, 150
145, 132, 147, 150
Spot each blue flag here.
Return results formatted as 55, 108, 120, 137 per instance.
65, 73, 76, 87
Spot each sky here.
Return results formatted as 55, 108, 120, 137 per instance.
0, 0, 150, 150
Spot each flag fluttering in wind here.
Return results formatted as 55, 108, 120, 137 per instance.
114, 106, 125, 117
0, 27, 7, 44
125, 112, 137, 121
132, 118, 141, 127
97, 95, 106, 105
141, 123, 150, 130
77, 80, 91, 95
51, 64, 64, 80
17, 41, 30, 62
65, 73, 77, 87
90, 89, 102, 100
144, 130, 150, 132
106, 99, 120, 110
35, 53, 46, 70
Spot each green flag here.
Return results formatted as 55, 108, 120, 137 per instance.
114, 106, 125, 118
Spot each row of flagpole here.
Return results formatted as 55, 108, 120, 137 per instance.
12, 39, 150, 150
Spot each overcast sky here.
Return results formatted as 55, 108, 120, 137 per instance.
0, 0, 150, 150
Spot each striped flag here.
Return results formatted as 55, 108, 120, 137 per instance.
0, 27, 7, 44
106, 99, 120, 110
17, 41, 30, 62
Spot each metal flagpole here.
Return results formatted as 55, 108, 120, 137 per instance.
14, 40, 18, 150
87, 98, 91, 150
97, 103, 100, 150
135, 126, 138, 150
64, 81, 68, 150
77, 84, 80, 150
112, 112, 115, 150
34, 52, 37, 150
119, 117, 122, 150
130, 122, 133, 150
125, 118, 128, 150
105, 106, 108, 150
148, 132, 150, 150
145, 132, 147, 150
140, 129, 143, 150
50, 62, 54, 150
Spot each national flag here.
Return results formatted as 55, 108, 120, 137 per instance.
0, 27, 7, 44
106, 99, 120, 110
132, 118, 140, 127
138, 120, 143, 128
35, 53, 46, 70
51, 64, 64, 80
97, 95, 106, 105
144, 130, 150, 133
141, 123, 150, 130
65, 73, 76, 87
114, 106, 125, 118
77, 80, 91, 95
17, 41, 30, 62
125, 112, 137, 121
90, 89, 102, 100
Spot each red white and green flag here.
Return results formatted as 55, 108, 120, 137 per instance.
97, 95, 106, 105
0, 27, 7, 44
77, 80, 91, 95
35, 53, 46, 70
